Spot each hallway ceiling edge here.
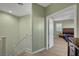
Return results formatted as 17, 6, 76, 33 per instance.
0, 3, 32, 16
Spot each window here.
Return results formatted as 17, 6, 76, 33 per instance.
56, 23, 62, 33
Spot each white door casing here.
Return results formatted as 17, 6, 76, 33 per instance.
46, 5, 77, 49
48, 18, 54, 48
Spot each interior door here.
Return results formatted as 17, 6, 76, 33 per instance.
48, 18, 54, 48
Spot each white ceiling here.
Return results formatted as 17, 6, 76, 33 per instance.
0, 3, 32, 16
37, 3, 50, 7
0, 3, 50, 16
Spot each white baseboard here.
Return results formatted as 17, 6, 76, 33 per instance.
32, 48, 46, 54
16, 48, 46, 55
25, 48, 32, 51
25, 48, 32, 53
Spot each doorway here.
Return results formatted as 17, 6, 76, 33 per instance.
46, 5, 77, 50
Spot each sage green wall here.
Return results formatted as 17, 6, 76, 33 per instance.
32, 4, 45, 52
17, 15, 32, 51
46, 3, 74, 16
0, 11, 32, 55
0, 11, 19, 56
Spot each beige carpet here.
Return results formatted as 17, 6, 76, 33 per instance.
21, 38, 68, 56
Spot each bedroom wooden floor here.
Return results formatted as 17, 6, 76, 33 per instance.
20, 38, 68, 56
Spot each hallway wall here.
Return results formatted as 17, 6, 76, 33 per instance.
32, 4, 45, 52
0, 11, 32, 55
0, 11, 19, 55
17, 15, 32, 52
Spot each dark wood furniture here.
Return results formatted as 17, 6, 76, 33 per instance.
68, 38, 79, 56
59, 28, 74, 38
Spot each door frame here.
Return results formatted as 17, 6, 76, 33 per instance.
46, 5, 77, 50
